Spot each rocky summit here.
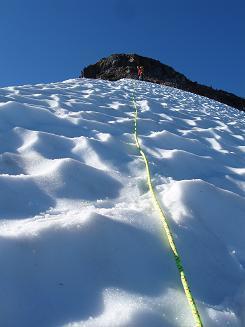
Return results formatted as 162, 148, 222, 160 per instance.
83, 53, 244, 111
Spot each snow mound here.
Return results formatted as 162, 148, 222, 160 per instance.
0, 78, 244, 326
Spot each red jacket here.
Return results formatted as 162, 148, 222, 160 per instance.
137, 67, 143, 76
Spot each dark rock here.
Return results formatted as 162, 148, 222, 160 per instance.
83, 54, 245, 112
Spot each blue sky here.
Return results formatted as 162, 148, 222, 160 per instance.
0, 0, 244, 97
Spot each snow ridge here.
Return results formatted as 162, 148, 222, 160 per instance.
0, 78, 244, 326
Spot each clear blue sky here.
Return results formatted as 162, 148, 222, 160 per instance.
0, 0, 244, 97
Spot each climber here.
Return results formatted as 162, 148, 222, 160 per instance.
79, 69, 84, 78
137, 66, 144, 81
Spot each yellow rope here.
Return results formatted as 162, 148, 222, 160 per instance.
131, 84, 203, 327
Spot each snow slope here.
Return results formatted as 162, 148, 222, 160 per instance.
0, 78, 244, 327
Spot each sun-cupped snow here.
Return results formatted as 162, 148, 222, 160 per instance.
0, 78, 244, 327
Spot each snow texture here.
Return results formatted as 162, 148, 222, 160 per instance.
0, 78, 244, 326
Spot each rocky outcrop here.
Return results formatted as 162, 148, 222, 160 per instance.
83, 54, 245, 111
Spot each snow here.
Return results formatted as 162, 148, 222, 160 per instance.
0, 78, 244, 326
